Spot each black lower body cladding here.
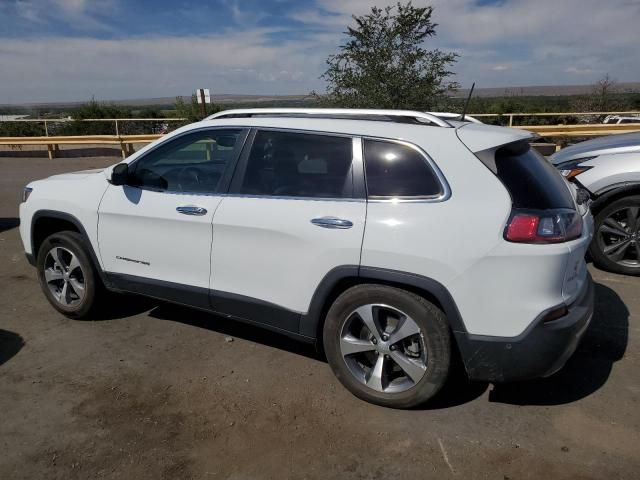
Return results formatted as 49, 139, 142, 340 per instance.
454, 274, 594, 382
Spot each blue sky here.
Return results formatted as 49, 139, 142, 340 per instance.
0, 0, 638, 103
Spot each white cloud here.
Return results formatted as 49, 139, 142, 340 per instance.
11, 0, 117, 31
0, 0, 638, 102
0, 31, 332, 102
53, 0, 88, 14
15, 0, 43, 23
565, 66, 595, 75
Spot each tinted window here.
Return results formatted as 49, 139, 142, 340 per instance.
238, 130, 353, 198
129, 129, 244, 193
364, 139, 442, 198
494, 142, 574, 210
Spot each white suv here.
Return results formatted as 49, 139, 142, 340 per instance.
19, 109, 594, 408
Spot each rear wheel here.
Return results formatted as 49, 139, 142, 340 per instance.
590, 195, 640, 276
323, 284, 450, 408
36, 231, 102, 318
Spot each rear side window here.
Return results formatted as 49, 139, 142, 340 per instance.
494, 142, 574, 210
364, 139, 443, 198
238, 130, 354, 198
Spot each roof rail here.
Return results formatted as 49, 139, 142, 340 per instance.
206, 108, 453, 127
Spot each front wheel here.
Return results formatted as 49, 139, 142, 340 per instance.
590, 195, 640, 276
323, 285, 451, 408
36, 231, 102, 319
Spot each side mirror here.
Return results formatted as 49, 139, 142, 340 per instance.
111, 163, 129, 186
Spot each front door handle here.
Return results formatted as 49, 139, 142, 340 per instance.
311, 217, 353, 229
176, 205, 208, 216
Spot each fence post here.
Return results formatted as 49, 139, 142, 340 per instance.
115, 119, 119, 137
44, 120, 49, 136
509, 114, 514, 127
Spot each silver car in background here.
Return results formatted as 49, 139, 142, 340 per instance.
550, 132, 640, 275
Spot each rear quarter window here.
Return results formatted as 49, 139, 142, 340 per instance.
363, 139, 443, 198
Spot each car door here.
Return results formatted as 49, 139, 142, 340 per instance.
209, 129, 366, 332
98, 127, 248, 307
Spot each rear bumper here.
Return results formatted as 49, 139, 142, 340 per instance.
455, 273, 594, 382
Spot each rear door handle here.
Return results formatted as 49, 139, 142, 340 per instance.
311, 217, 353, 229
176, 205, 208, 216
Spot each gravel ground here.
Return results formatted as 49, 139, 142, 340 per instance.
0, 156, 639, 479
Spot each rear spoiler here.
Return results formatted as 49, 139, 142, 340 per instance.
455, 123, 538, 154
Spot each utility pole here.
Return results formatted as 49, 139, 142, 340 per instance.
199, 89, 206, 118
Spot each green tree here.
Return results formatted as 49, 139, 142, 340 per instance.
174, 94, 221, 123
315, 2, 459, 109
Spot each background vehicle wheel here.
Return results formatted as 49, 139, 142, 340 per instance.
36, 231, 102, 319
590, 195, 640, 276
323, 284, 450, 409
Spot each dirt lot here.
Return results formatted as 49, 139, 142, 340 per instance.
1, 155, 639, 479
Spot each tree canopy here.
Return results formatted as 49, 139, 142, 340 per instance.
316, 2, 459, 109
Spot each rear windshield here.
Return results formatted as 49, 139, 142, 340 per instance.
494, 142, 575, 210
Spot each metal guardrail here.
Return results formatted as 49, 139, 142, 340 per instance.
0, 118, 187, 136
472, 111, 640, 127
1, 111, 640, 131
0, 134, 162, 159
521, 123, 640, 136
2, 111, 640, 130
520, 123, 640, 151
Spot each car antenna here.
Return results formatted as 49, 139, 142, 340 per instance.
460, 82, 475, 122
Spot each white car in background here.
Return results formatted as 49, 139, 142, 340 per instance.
551, 131, 640, 275
603, 115, 640, 125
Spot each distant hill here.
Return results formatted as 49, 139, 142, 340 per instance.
0, 94, 314, 109
455, 82, 640, 98
1, 83, 639, 109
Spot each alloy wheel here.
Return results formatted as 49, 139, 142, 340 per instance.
339, 303, 427, 394
597, 206, 640, 268
43, 246, 86, 306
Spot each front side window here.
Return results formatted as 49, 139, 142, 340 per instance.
237, 130, 354, 198
129, 129, 245, 193
364, 139, 443, 198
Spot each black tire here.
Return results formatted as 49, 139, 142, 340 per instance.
323, 284, 451, 409
36, 231, 103, 319
590, 195, 640, 276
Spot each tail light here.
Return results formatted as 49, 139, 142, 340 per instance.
505, 209, 582, 244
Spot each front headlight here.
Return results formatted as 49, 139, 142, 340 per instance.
557, 157, 595, 180
560, 166, 592, 179
22, 187, 33, 202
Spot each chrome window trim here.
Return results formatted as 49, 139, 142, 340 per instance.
116, 189, 365, 203
123, 186, 225, 198
359, 136, 451, 204
244, 126, 355, 139
222, 193, 365, 203
125, 125, 450, 203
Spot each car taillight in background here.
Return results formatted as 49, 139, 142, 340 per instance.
505, 209, 582, 244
